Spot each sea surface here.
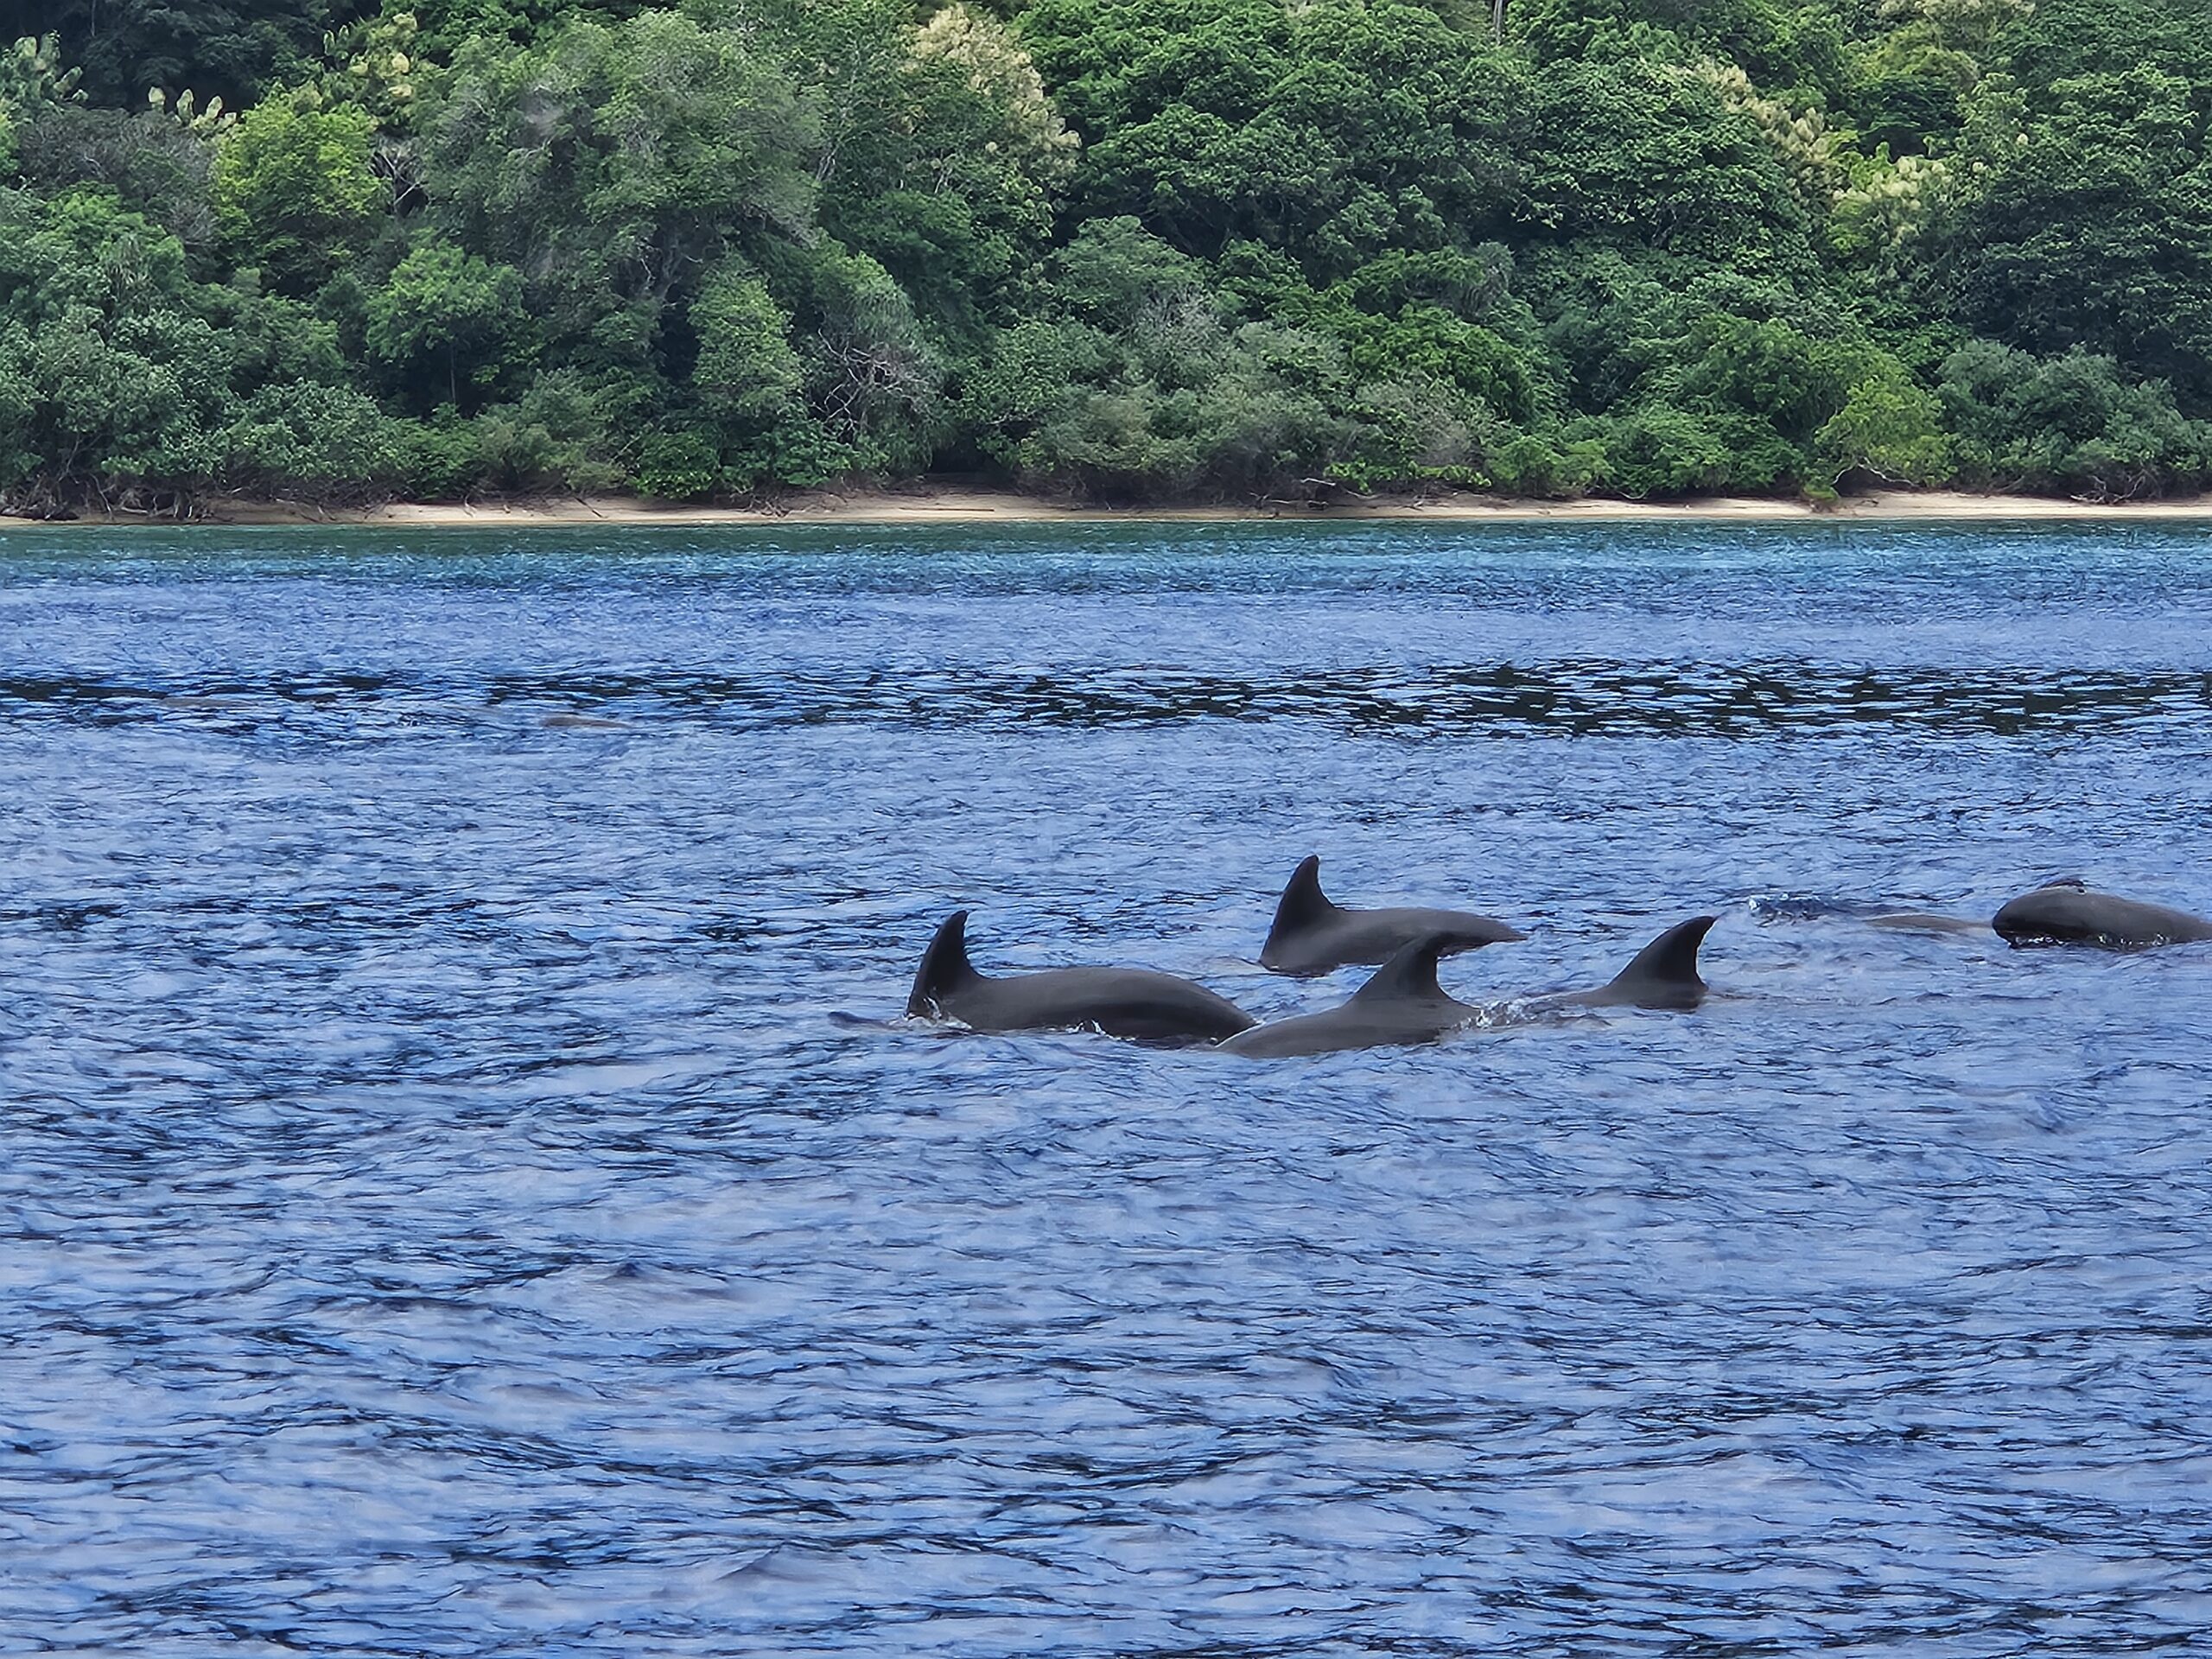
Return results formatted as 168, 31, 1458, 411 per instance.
2, 520, 2209, 1656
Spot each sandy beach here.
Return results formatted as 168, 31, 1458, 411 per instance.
23, 484, 2212, 528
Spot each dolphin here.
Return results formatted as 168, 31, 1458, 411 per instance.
1259, 854, 1524, 976
906, 911, 1256, 1043
1533, 916, 1717, 1011
1221, 931, 1484, 1058
1992, 885, 2212, 950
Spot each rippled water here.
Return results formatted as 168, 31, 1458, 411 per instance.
3, 521, 2210, 1655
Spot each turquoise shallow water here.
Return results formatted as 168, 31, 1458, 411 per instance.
2, 521, 2209, 1655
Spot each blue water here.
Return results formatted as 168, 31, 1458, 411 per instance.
3, 521, 2209, 1656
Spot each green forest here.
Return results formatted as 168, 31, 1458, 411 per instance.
3, 0, 2210, 510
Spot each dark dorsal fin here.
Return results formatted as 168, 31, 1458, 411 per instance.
1270, 855, 1336, 933
906, 910, 983, 1015
1605, 916, 1715, 994
1349, 931, 1452, 1006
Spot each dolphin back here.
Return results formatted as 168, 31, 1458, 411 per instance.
1600, 915, 1716, 1007
907, 910, 982, 1016
1993, 886, 2212, 949
1223, 931, 1477, 1058
1266, 854, 1333, 931
1348, 931, 1453, 1007
1260, 855, 1523, 975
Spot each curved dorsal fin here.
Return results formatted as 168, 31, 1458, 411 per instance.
1270, 855, 1335, 931
906, 910, 982, 1015
1605, 916, 1715, 994
1349, 931, 1452, 1006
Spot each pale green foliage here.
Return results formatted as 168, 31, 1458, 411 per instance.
1816, 361, 1950, 484
910, 5, 1077, 185
323, 8, 421, 123
1831, 152, 1951, 253
1694, 60, 1840, 211
1878, 0, 2029, 52
690, 264, 804, 431
0, 34, 86, 111
145, 86, 234, 137
212, 91, 380, 289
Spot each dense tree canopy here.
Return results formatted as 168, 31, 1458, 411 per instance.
0, 0, 365, 109
3, 0, 2212, 510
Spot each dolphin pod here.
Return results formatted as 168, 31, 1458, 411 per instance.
900, 866, 2205, 1057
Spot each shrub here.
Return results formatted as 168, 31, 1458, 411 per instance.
634, 429, 721, 502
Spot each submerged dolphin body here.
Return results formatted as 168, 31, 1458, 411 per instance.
1222, 931, 1484, 1058
1259, 855, 1524, 976
1992, 885, 2212, 950
906, 911, 1255, 1044
1866, 912, 1995, 936
1534, 916, 1718, 1012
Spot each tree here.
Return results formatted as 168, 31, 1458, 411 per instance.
1021, 0, 1523, 278
1933, 65, 2212, 407
212, 90, 381, 291
219, 380, 401, 499
1937, 340, 2209, 498
821, 2, 1077, 343
1517, 59, 1810, 271
773, 239, 942, 472
365, 238, 531, 410
0, 188, 237, 503
1815, 361, 1949, 486
0, 0, 363, 109
1, 0, 2209, 506
14, 105, 219, 248
418, 11, 818, 355
687, 263, 802, 435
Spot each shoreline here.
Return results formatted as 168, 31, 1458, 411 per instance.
17, 485, 2212, 529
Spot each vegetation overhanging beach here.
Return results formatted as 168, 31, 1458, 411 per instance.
3, 0, 2211, 517
80, 486, 2212, 528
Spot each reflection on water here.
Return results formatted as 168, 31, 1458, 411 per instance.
3, 521, 2210, 1655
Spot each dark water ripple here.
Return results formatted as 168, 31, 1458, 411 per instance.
3, 521, 2212, 1656
4, 658, 2211, 738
